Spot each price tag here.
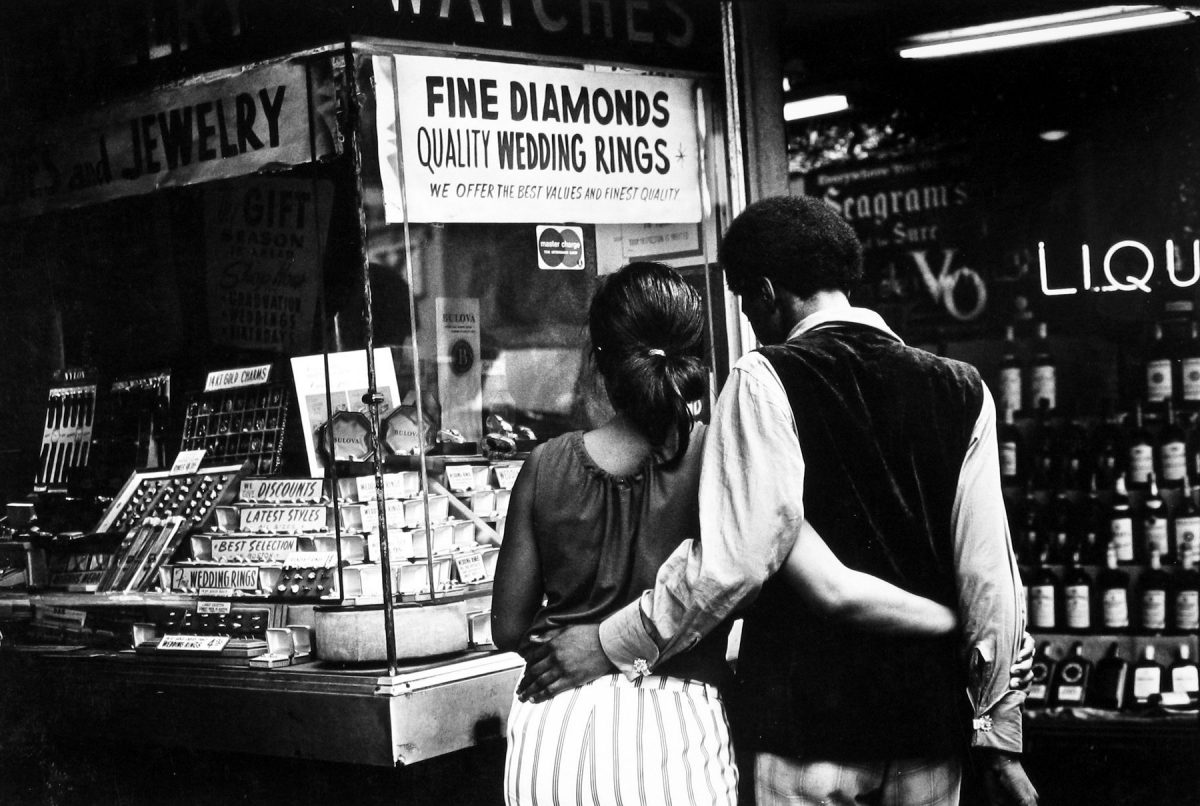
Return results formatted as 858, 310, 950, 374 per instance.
493, 465, 522, 490
1055, 685, 1084, 703
171, 449, 207, 476
283, 551, 337, 568
1160, 691, 1193, 707
157, 634, 231, 652
454, 551, 487, 584
445, 465, 478, 492
37, 606, 88, 627
197, 601, 233, 615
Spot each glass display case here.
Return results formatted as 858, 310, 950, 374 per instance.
0, 15, 736, 765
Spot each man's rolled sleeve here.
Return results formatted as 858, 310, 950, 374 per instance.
598, 597, 659, 679
954, 383, 1026, 755
972, 690, 1026, 751
597, 355, 803, 676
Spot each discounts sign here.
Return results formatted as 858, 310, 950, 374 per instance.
375, 55, 702, 224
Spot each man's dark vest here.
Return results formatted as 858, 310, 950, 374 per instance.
732, 323, 985, 760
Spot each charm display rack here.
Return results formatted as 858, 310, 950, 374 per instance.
88, 370, 173, 494
34, 371, 97, 493
180, 364, 289, 475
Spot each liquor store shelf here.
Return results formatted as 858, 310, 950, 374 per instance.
1026, 707, 1198, 743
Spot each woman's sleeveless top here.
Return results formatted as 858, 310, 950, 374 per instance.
524, 423, 730, 687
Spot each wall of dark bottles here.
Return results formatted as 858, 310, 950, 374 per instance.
788, 18, 1200, 722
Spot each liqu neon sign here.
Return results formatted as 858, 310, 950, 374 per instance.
1039, 239, 1200, 295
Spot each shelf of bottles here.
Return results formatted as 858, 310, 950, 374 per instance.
996, 318, 1200, 713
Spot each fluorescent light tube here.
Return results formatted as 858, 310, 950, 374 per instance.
899, 5, 1200, 59
784, 94, 850, 121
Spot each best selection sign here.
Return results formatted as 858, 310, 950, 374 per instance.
376, 55, 702, 224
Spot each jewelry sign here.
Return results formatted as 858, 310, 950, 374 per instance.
0, 59, 334, 220
375, 55, 702, 224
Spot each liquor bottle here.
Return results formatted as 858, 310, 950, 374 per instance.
1029, 321, 1057, 411
1077, 527, 1105, 566
1091, 401, 1126, 489
1016, 528, 1041, 570
1098, 545, 1131, 632
1028, 547, 1059, 631
1050, 642, 1092, 707
1142, 472, 1170, 561
998, 325, 1024, 413
1127, 403, 1154, 488
1079, 474, 1107, 563
1108, 473, 1136, 564
1017, 545, 1033, 612
1048, 529, 1072, 566
1028, 400, 1057, 491
1090, 643, 1129, 709
1172, 476, 1200, 562
1145, 322, 1175, 406
1168, 644, 1199, 700
998, 407, 1023, 487
1055, 413, 1090, 492
1013, 481, 1046, 559
1127, 645, 1165, 707
1047, 492, 1080, 551
1158, 400, 1188, 487
1062, 550, 1093, 633
1172, 549, 1199, 634
1137, 548, 1169, 635
1188, 411, 1200, 484
1026, 642, 1056, 707
1182, 321, 1200, 409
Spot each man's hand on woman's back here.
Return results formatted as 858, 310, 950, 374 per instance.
516, 624, 616, 702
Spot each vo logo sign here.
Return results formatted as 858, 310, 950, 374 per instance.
909, 248, 987, 322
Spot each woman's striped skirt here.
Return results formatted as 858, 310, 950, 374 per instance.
504, 673, 738, 806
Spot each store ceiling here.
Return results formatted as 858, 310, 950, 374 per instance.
777, 0, 1124, 67
775, 0, 1200, 133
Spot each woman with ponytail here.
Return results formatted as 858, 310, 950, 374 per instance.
493, 262, 960, 806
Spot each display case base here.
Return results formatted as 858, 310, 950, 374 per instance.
313, 599, 469, 663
